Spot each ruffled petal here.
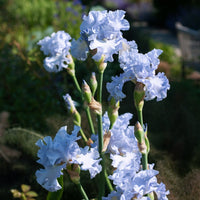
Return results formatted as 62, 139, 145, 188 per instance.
35, 164, 65, 192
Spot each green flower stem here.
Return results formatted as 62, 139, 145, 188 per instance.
96, 71, 103, 153
137, 109, 144, 128
76, 183, 89, 200
96, 70, 113, 198
80, 128, 88, 143
71, 74, 82, 93
97, 114, 103, 153
21, 194, 27, 200
97, 113, 105, 200
142, 153, 148, 170
71, 74, 95, 135
137, 109, 148, 170
85, 106, 95, 134
105, 170, 114, 192
97, 71, 105, 200
97, 71, 103, 103
137, 105, 154, 200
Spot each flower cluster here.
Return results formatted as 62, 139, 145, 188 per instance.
36, 8, 170, 200
35, 126, 101, 192
37, 9, 170, 102
101, 113, 169, 200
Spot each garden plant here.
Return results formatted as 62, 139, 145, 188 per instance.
35, 9, 170, 200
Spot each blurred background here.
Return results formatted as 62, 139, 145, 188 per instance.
0, 0, 200, 199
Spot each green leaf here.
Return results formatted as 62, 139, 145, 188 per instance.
21, 184, 31, 193
10, 189, 22, 198
26, 191, 38, 197
46, 175, 63, 200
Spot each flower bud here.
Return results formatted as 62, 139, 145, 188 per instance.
63, 93, 81, 126
99, 62, 107, 73
90, 72, 97, 96
66, 54, 75, 76
135, 121, 147, 154
96, 55, 107, 73
82, 80, 92, 104
134, 121, 144, 144
148, 192, 155, 200
143, 125, 150, 153
102, 130, 111, 152
138, 140, 147, 154
89, 97, 102, 115
108, 97, 120, 129
73, 110, 81, 127
145, 135, 150, 153
63, 93, 76, 113
86, 138, 94, 147
134, 82, 145, 111
67, 164, 80, 185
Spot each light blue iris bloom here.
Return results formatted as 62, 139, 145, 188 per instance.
106, 71, 134, 102
118, 38, 138, 65
35, 125, 101, 191
37, 31, 72, 72
36, 164, 66, 192
103, 112, 142, 186
102, 188, 122, 200
108, 168, 169, 200
74, 146, 102, 178
107, 43, 170, 102
101, 112, 169, 200
71, 10, 130, 62
71, 37, 89, 61
138, 72, 170, 101
102, 112, 140, 156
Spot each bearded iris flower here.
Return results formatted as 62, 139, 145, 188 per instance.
35, 125, 101, 192
107, 44, 170, 102
71, 10, 130, 62
37, 31, 72, 72
101, 113, 169, 200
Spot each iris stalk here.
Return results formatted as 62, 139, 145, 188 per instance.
137, 109, 148, 170
97, 70, 105, 200
77, 183, 89, 200
135, 98, 154, 200
71, 73, 95, 135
